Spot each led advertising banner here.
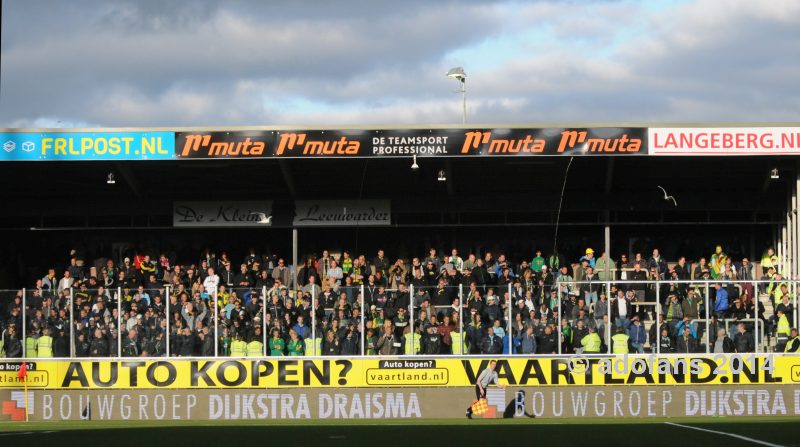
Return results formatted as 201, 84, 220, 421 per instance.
3, 386, 800, 421
0, 355, 794, 390
648, 127, 800, 155
0, 131, 174, 161
174, 128, 647, 159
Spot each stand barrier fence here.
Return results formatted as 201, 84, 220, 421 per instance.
0, 279, 794, 358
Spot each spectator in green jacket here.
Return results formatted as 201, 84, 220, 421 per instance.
531, 250, 545, 273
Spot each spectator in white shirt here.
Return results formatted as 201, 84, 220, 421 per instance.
203, 267, 220, 297
58, 270, 73, 294
327, 260, 343, 286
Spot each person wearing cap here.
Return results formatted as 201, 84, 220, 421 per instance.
421, 324, 442, 355
580, 248, 596, 269
484, 296, 502, 325
611, 326, 629, 354
629, 317, 647, 353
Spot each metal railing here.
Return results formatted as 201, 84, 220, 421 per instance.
0, 278, 795, 359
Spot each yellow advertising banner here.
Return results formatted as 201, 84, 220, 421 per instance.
0, 355, 797, 390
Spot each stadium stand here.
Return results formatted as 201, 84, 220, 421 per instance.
0, 245, 794, 358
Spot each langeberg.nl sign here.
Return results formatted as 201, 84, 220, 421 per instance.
293, 200, 390, 227
173, 201, 273, 227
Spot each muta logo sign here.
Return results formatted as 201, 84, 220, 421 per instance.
276, 133, 360, 156
557, 130, 641, 153
181, 134, 266, 157
461, 131, 546, 154
460, 130, 642, 154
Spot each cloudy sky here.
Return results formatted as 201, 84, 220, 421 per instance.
1, 0, 799, 128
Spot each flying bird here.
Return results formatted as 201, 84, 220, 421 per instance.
657, 186, 677, 207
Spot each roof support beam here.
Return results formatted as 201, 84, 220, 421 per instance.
278, 160, 297, 198
114, 162, 142, 198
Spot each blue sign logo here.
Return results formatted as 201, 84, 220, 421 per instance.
0, 132, 175, 161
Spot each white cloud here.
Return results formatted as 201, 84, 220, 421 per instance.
2, 0, 799, 127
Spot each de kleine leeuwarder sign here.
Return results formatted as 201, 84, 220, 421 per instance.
1, 127, 799, 161
172, 200, 390, 227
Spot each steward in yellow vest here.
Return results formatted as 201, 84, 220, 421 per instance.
25, 332, 38, 358
404, 328, 422, 355
581, 327, 602, 353
230, 334, 247, 357
304, 336, 322, 356
37, 328, 54, 358
785, 329, 800, 353
611, 327, 629, 354
450, 329, 467, 355
246, 327, 264, 357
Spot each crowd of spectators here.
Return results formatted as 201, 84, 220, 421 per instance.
1, 244, 797, 358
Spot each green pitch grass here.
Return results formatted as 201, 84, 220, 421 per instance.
0, 418, 798, 446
